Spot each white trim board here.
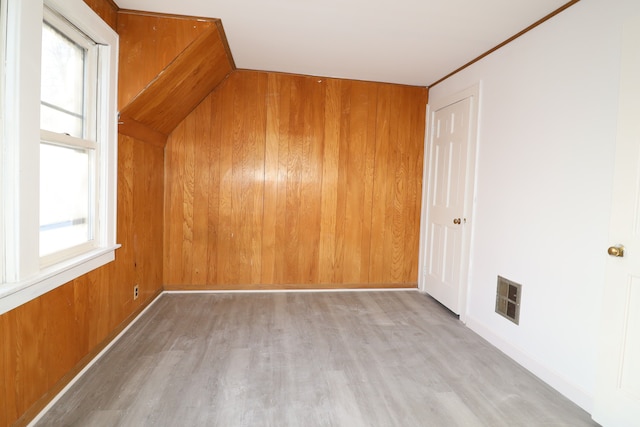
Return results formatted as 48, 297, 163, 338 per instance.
164, 287, 420, 294
465, 314, 593, 413
27, 292, 165, 427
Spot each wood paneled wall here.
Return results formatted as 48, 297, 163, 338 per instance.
1, 2, 167, 426
164, 71, 427, 289
0, 135, 164, 427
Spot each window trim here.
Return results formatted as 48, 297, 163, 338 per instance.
0, 0, 8, 286
0, 0, 119, 316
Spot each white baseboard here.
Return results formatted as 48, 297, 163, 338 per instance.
464, 315, 594, 414
164, 287, 419, 294
28, 292, 164, 427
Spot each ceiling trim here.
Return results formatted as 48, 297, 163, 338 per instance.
428, 0, 581, 88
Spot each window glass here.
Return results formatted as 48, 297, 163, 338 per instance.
40, 21, 85, 138
39, 143, 92, 256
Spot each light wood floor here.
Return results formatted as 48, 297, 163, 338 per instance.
35, 291, 598, 426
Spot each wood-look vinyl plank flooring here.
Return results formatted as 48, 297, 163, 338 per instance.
35, 291, 598, 427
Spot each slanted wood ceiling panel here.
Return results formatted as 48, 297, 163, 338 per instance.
117, 11, 219, 109
164, 70, 427, 289
118, 17, 234, 136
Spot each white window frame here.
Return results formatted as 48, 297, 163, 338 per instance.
0, 0, 119, 315
39, 6, 99, 265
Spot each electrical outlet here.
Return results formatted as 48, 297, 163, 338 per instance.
134, 284, 139, 300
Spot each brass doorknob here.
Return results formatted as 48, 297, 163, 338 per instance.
453, 218, 461, 225
608, 245, 624, 257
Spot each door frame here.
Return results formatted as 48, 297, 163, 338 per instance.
418, 83, 481, 322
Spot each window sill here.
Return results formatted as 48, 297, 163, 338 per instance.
0, 244, 120, 316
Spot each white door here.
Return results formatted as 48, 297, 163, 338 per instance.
592, 16, 640, 427
419, 85, 479, 316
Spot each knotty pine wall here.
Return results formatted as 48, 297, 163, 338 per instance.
165, 71, 428, 289
0, 3, 166, 426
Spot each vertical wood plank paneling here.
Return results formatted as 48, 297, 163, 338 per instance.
181, 106, 196, 284
273, 76, 292, 285
393, 85, 409, 283
248, 73, 268, 284
73, 273, 92, 353
207, 95, 223, 285
116, 12, 217, 109
3, 308, 16, 425
385, 86, 404, 283
318, 79, 341, 283
85, 273, 104, 351
165, 122, 185, 285
230, 74, 247, 284
44, 286, 74, 389
15, 300, 45, 418
261, 74, 281, 283
284, 77, 304, 283
133, 140, 164, 300
406, 88, 428, 280
217, 76, 235, 285
369, 84, 391, 283
0, 314, 9, 427
115, 135, 135, 324
333, 80, 351, 284
360, 83, 379, 283
192, 97, 212, 285
299, 77, 324, 284
343, 81, 370, 283
164, 71, 427, 289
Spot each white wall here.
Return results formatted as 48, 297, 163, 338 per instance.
428, 0, 640, 413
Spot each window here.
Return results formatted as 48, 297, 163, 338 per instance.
0, 0, 119, 315
40, 8, 99, 263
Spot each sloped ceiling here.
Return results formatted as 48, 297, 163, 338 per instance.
114, 0, 576, 87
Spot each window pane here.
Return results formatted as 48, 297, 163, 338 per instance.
40, 104, 83, 137
40, 143, 93, 256
40, 21, 85, 138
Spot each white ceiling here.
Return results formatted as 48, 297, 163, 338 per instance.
114, 0, 574, 87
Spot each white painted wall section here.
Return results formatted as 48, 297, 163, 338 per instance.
428, 0, 640, 413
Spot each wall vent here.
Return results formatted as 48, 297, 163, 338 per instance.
495, 276, 522, 324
